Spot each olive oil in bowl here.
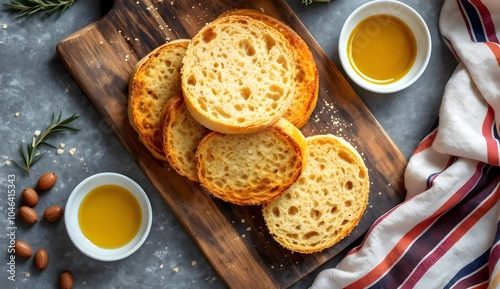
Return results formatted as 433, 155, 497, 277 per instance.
347, 14, 417, 85
79, 184, 142, 249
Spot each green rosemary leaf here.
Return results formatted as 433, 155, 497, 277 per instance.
302, 0, 331, 5
4, 0, 77, 18
15, 111, 79, 175
39, 141, 58, 149
30, 153, 45, 167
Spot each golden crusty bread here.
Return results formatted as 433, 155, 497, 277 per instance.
220, 9, 319, 128
196, 118, 307, 205
181, 15, 296, 134
160, 91, 211, 182
128, 39, 190, 160
262, 134, 370, 253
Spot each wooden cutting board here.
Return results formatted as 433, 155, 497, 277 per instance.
57, 0, 407, 288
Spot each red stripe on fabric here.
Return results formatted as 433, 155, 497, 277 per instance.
413, 130, 438, 155
457, 0, 476, 41
481, 106, 499, 164
471, 0, 499, 43
344, 163, 485, 289
485, 42, 500, 66
490, 242, 500, 276
401, 183, 500, 288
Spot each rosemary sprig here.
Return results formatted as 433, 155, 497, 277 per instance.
14, 112, 79, 175
4, 0, 77, 18
302, 0, 331, 5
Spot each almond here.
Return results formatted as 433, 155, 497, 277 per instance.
34, 248, 49, 270
14, 240, 32, 258
37, 172, 57, 191
43, 205, 64, 222
22, 188, 39, 207
19, 206, 38, 225
59, 270, 74, 289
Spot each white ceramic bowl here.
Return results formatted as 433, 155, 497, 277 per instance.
338, 0, 431, 93
65, 172, 152, 261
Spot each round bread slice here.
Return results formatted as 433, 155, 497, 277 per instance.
128, 39, 190, 160
220, 9, 319, 128
196, 118, 306, 205
262, 134, 370, 253
160, 91, 211, 182
181, 15, 296, 134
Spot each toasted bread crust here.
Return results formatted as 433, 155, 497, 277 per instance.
128, 39, 190, 160
262, 135, 370, 253
220, 9, 319, 128
196, 118, 307, 205
160, 91, 211, 182
181, 15, 296, 134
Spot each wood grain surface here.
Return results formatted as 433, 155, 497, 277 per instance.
56, 0, 407, 288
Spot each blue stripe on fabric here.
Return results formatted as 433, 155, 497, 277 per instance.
443, 249, 490, 289
460, 0, 487, 42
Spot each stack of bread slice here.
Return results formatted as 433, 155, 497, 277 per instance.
128, 9, 369, 254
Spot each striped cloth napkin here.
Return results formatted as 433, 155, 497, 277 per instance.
311, 0, 500, 288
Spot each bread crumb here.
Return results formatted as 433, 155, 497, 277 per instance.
69, 148, 77, 155
191, 260, 197, 266
245, 227, 251, 231
34, 130, 41, 136
60, 143, 66, 148
56, 149, 64, 155
14, 112, 19, 117
4, 160, 11, 166
240, 218, 245, 223
172, 267, 179, 273
159, 264, 164, 269
24, 272, 30, 278
2, 23, 7, 30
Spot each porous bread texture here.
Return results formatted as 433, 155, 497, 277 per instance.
220, 9, 319, 128
181, 15, 296, 134
262, 134, 370, 253
196, 118, 307, 205
160, 91, 211, 182
128, 39, 190, 160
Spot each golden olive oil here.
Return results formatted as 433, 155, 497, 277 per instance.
79, 184, 142, 249
348, 14, 417, 84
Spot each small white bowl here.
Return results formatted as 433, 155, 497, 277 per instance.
65, 172, 152, 261
338, 0, 431, 93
